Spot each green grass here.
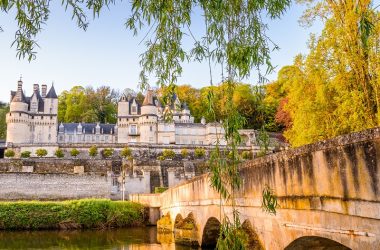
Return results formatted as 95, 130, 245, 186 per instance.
0, 199, 146, 230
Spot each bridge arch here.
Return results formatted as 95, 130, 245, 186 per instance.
173, 212, 199, 246
201, 217, 221, 247
174, 213, 183, 227
241, 219, 264, 250
284, 236, 351, 250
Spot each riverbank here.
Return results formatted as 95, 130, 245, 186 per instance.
0, 199, 146, 230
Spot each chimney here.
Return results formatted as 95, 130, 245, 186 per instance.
17, 80, 23, 92
33, 84, 39, 93
41, 84, 47, 98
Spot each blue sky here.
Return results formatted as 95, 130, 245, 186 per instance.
0, 1, 322, 103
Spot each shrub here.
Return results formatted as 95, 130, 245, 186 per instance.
20, 151, 31, 158
4, 149, 15, 158
241, 151, 253, 160
157, 155, 165, 161
102, 148, 114, 158
120, 147, 132, 158
54, 148, 65, 158
36, 148, 48, 157
89, 146, 98, 157
154, 187, 168, 194
70, 148, 80, 158
181, 148, 188, 158
0, 199, 145, 230
194, 148, 205, 158
162, 149, 175, 159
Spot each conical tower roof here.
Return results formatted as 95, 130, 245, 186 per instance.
46, 84, 58, 98
142, 89, 155, 106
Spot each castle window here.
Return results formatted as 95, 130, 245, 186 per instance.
133, 118, 135, 122
59, 135, 63, 141
132, 106, 137, 113
150, 126, 153, 132
130, 125, 137, 135
96, 136, 99, 142
146, 116, 148, 119
119, 118, 121, 122
48, 134, 51, 141
50, 116, 52, 120
19, 113, 21, 117
41, 116, 43, 120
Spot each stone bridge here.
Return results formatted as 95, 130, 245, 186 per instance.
131, 128, 380, 249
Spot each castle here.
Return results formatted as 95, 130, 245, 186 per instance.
6, 79, 231, 147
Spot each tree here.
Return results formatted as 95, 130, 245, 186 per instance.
36, 149, 48, 157
70, 148, 80, 158
58, 86, 118, 123
1, 1, 291, 248
0, 103, 9, 140
55, 149, 65, 158
88, 146, 98, 158
273, 3, 380, 147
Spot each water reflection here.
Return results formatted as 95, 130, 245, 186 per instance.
0, 227, 203, 250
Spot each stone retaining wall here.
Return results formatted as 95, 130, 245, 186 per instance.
0, 173, 111, 200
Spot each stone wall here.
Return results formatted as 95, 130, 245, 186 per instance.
0, 173, 111, 200
0, 157, 206, 200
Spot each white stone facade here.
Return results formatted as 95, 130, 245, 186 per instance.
6, 82, 230, 147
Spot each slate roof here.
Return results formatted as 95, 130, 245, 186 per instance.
61, 123, 116, 134
11, 89, 27, 103
46, 85, 58, 98
142, 90, 155, 106
30, 91, 45, 112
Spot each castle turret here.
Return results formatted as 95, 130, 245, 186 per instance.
7, 79, 30, 145
44, 84, 58, 114
9, 79, 28, 112
118, 94, 130, 117
141, 90, 157, 115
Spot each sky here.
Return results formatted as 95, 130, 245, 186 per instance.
0, 1, 323, 103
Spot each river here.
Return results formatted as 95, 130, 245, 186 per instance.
0, 227, 209, 250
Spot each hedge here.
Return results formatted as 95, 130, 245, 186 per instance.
0, 199, 146, 230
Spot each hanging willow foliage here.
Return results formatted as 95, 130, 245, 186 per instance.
1, 0, 291, 248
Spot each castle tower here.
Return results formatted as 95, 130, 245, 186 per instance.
44, 84, 58, 114
117, 94, 130, 143
6, 79, 30, 144
139, 90, 158, 143
6, 80, 59, 145
118, 94, 130, 117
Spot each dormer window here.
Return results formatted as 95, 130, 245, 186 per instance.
132, 106, 137, 113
